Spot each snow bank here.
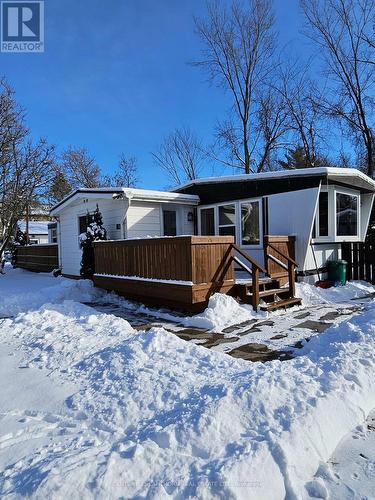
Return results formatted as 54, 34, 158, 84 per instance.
0, 267, 104, 317
296, 279, 375, 306
2, 294, 375, 498
179, 293, 262, 331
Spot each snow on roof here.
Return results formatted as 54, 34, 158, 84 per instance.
174, 167, 375, 191
50, 187, 200, 214
18, 220, 49, 235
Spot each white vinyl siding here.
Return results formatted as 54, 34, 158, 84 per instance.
58, 198, 196, 277
59, 198, 125, 276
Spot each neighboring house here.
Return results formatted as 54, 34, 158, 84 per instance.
175, 167, 375, 282
50, 188, 199, 277
18, 220, 49, 245
50, 167, 375, 282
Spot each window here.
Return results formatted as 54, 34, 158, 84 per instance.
51, 228, 57, 243
318, 192, 328, 236
200, 208, 215, 235
312, 187, 361, 242
241, 201, 260, 245
198, 199, 262, 246
336, 192, 358, 236
79, 214, 95, 235
218, 204, 236, 237
163, 210, 177, 236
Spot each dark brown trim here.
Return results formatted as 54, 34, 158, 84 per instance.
179, 175, 324, 205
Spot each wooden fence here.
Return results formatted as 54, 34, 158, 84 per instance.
342, 240, 375, 284
14, 244, 59, 273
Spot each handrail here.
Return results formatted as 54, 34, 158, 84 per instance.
268, 253, 288, 271
231, 243, 267, 274
266, 242, 298, 267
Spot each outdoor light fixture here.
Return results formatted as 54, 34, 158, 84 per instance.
187, 211, 194, 222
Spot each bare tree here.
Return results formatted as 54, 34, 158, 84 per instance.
0, 80, 55, 255
0, 138, 55, 255
152, 127, 204, 185
60, 147, 101, 189
103, 154, 139, 188
276, 61, 326, 167
256, 88, 292, 171
193, 0, 277, 173
301, 0, 375, 177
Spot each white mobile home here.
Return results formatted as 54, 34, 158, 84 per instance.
50, 167, 375, 283
175, 167, 375, 282
50, 188, 199, 277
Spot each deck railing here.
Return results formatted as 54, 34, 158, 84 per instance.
93, 236, 235, 285
13, 244, 58, 272
264, 235, 297, 299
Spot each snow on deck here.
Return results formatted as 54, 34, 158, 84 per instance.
0, 266, 375, 498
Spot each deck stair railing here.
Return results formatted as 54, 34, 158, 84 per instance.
230, 236, 301, 312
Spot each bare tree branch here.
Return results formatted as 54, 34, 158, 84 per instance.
152, 127, 205, 185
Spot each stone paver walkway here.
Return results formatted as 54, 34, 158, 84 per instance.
83, 294, 373, 362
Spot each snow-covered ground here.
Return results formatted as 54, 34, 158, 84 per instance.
0, 266, 375, 499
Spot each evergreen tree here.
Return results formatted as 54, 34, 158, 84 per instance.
49, 171, 72, 203
79, 205, 107, 279
11, 227, 28, 267
277, 147, 311, 170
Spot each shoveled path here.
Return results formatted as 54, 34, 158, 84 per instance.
83, 294, 373, 362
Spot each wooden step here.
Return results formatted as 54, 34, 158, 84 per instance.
260, 297, 302, 312
257, 288, 290, 298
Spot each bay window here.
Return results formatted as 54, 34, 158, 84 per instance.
312, 187, 360, 242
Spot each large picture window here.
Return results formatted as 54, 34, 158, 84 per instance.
336, 192, 358, 237
218, 204, 236, 237
241, 201, 260, 245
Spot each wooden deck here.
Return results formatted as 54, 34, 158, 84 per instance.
93, 236, 235, 311
93, 235, 300, 312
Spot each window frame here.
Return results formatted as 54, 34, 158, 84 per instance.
217, 202, 236, 237
312, 185, 361, 243
160, 204, 183, 237
334, 188, 360, 242
77, 212, 95, 248
197, 197, 263, 248
239, 199, 262, 247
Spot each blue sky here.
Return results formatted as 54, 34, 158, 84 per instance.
0, 0, 309, 189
